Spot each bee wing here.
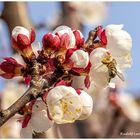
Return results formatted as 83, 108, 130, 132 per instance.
116, 71, 125, 81
94, 64, 104, 70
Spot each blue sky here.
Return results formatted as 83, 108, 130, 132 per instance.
0, 2, 140, 94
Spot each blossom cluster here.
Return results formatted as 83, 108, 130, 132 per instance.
0, 24, 132, 138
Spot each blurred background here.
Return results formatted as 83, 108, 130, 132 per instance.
0, 1, 140, 138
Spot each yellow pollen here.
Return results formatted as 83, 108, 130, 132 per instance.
76, 108, 81, 113
60, 100, 68, 113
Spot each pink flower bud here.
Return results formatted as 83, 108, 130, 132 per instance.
53, 25, 76, 49
42, 33, 60, 51
12, 26, 35, 59
70, 49, 89, 68
73, 30, 84, 47
58, 33, 70, 50
96, 26, 107, 45
0, 57, 24, 79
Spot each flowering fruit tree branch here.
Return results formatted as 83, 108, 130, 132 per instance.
0, 24, 132, 138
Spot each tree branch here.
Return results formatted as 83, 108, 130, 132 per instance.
0, 79, 45, 127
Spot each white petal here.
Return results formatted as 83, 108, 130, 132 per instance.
105, 24, 132, 56
32, 100, 47, 112
90, 67, 109, 89
70, 50, 89, 68
114, 52, 132, 71
12, 26, 30, 41
105, 24, 124, 31
78, 90, 93, 120
20, 123, 33, 138
90, 48, 108, 68
90, 48, 109, 88
53, 25, 76, 48
30, 110, 54, 132
47, 86, 83, 124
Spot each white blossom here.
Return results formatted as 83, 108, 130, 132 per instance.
78, 90, 93, 120
52, 25, 76, 48
70, 50, 89, 68
46, 85, 83, 124
12, 26, 30, 41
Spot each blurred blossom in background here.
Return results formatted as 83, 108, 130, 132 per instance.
0, 1, 140, 138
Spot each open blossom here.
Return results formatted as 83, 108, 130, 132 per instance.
53, 25, 76, 49
20, 100, 54, 138
12, 26, 35, 59
77, 90, 93, 120
0, 57, 24, 79
46, 85, 83, 124
97, 24, 132, 70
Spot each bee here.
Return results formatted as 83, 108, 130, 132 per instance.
101, 55, 125, 83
